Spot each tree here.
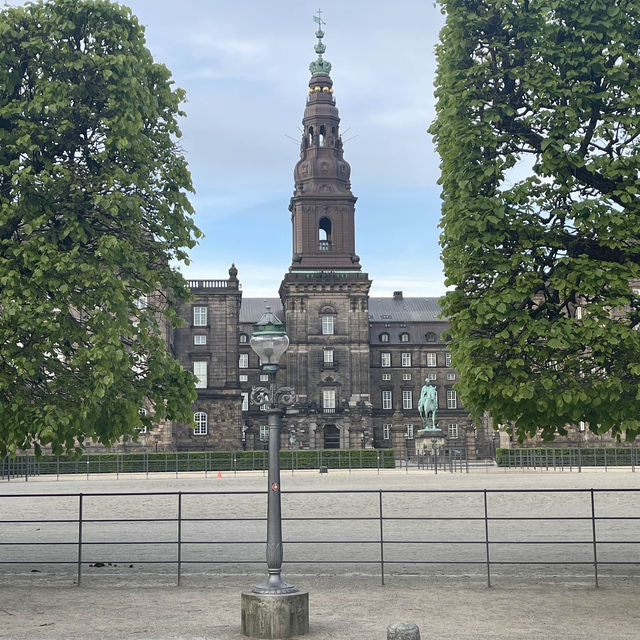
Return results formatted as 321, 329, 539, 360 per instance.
430, 0, 640, 442
0, 0, 201, 456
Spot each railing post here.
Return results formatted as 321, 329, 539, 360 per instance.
590, 488, 599, 587
379, 490, 385, 586
604, 449, 607, 472
484, 489, 491, 587
177, 492, 182, 586
77, 493, 83, 586
377, 452, 380, 475
578, 448, 582, 473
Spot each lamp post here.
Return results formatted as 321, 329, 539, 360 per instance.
432, 437, 440, 475
247, 307, 297, 595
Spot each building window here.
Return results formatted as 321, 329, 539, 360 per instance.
321, 315, 334, 335
400, 332, 409, 342
381, 352, 391, 367
401, 352, 411, 367
447, 373, 456, 381
425, 332, 436, 342
579, 421, 586, 432
445, 352, 452, 367
136, 407, 148, 433
241, 392, 249, 411
447, 390, 457, 409
239, 333, 249, 343
427, 353, 437, 367
239, 353, 249, 369
402, 373, 411, 381
380, 332, 390, 343
134, 295, 147, 310
402, 390, 413, 410
383, 424, 391, 440
382, 373, 391, 381
239, 374, 248, 382
448, 423, 458, 439
193, 361, 207, 389
405, 424, 414, 439
193, 335, 207, 345
260, 374, 269, 382
382, 390, 392, 410
193, 306, 207, 326
427, 372, 437, 381
260, 425, 269, 441
323, 389, 336, 410
193, 411, 208, 435
324, 349, 334, 364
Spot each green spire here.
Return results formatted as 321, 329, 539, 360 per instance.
309, 10, 332, 76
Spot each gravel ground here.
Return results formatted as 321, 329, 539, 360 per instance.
1, 468, 639, 639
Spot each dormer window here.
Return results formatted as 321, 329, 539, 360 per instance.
239, 333, 249, 344
400, 332, 410, 342
380, 332, 390, 343
425, 332, 436, 342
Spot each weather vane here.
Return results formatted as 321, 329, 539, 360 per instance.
313, 8, 325, 28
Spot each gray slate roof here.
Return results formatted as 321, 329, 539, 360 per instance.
240, 297, 445, 323
368, 297, 444, 322
240, 298, 284, 323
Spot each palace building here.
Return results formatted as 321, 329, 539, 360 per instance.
132, 22, 497, 459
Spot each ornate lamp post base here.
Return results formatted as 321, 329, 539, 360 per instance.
241, 591, 310, 639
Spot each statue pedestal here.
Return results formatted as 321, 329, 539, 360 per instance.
415, 427, 446, 455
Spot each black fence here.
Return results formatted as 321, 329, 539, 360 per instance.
497, 447, 639, 471
0, 488, 638, 588
1, 449, 396, 480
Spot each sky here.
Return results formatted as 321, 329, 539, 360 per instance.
17, 0, 449, 298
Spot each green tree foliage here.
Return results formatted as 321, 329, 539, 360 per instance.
0, 0, 201, 455
430, 0, 640, 441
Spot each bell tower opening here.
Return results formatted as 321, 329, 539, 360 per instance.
318, 217, 332, 251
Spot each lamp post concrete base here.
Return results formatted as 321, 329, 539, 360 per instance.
241, 591, 309, 639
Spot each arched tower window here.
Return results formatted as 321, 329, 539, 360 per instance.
319, 125, 326, 146
318, 217, 332, 251
308, 126, 314, 146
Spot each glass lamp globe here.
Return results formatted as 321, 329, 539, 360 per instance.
250, 307, 289, 373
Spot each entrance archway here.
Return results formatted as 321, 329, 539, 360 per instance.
323, 424, 340, 449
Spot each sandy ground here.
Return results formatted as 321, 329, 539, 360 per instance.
1, 468, 640, 639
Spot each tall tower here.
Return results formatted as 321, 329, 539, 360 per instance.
279, 14, 372, 450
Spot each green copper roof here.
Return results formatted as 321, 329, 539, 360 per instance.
310, 11, 331, 75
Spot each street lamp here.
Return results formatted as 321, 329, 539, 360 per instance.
247, 307, 297, 595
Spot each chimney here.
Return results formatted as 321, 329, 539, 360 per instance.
393, 291, 403, 301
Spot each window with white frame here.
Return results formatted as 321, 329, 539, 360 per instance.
193, 306, 207, 326
405, 424, 414, 439
381, 352, 391, 367
400, 332, 410, 342
239, 374, 248, 382
134, 295, 147, 310
193, 335, 207, 345
239, 333, 249, 343
445, 352, 452, 367
193, 361, 207, 388
259, 425, 269, 441
324, 349, 334, 364
447, 389, 457, 409
579, 421, 586, 432
402, 373, 411, 381
402, 390, 413, 410
241, 392, 249, 411
136, 407, 148, 433
321, 315, 334, 335
380, 332, 390, 343
260, 374, 269, 381
427, 353, 437, 367
427, 372, 437, 381
322, 389, 336, 409
239, 353, 249, 369
448, 423, 458, 439
382, 373, 391, 381
383, 424, 391, 440
401, 352, 411, 367
447, 373, 456, 380
193, 411, 208, 435
575, 306, 583, 320
382, 390, 392, 410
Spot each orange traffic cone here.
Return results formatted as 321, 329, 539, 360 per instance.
217, 470, 222, 479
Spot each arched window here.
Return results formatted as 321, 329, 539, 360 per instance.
308, 126, 314, 146
319, 217, 332, 251
379, 332, 390, 343
319, 124, 326, 146
425, 332, 436, 342
400, 332, 410, 342
239, 333, 249, 344
193, 411, 208, 435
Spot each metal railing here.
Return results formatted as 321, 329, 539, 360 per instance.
498, 447, 639, 471
0, 488, 638, 588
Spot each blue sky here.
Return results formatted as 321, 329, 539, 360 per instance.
19, 0, 449, 297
